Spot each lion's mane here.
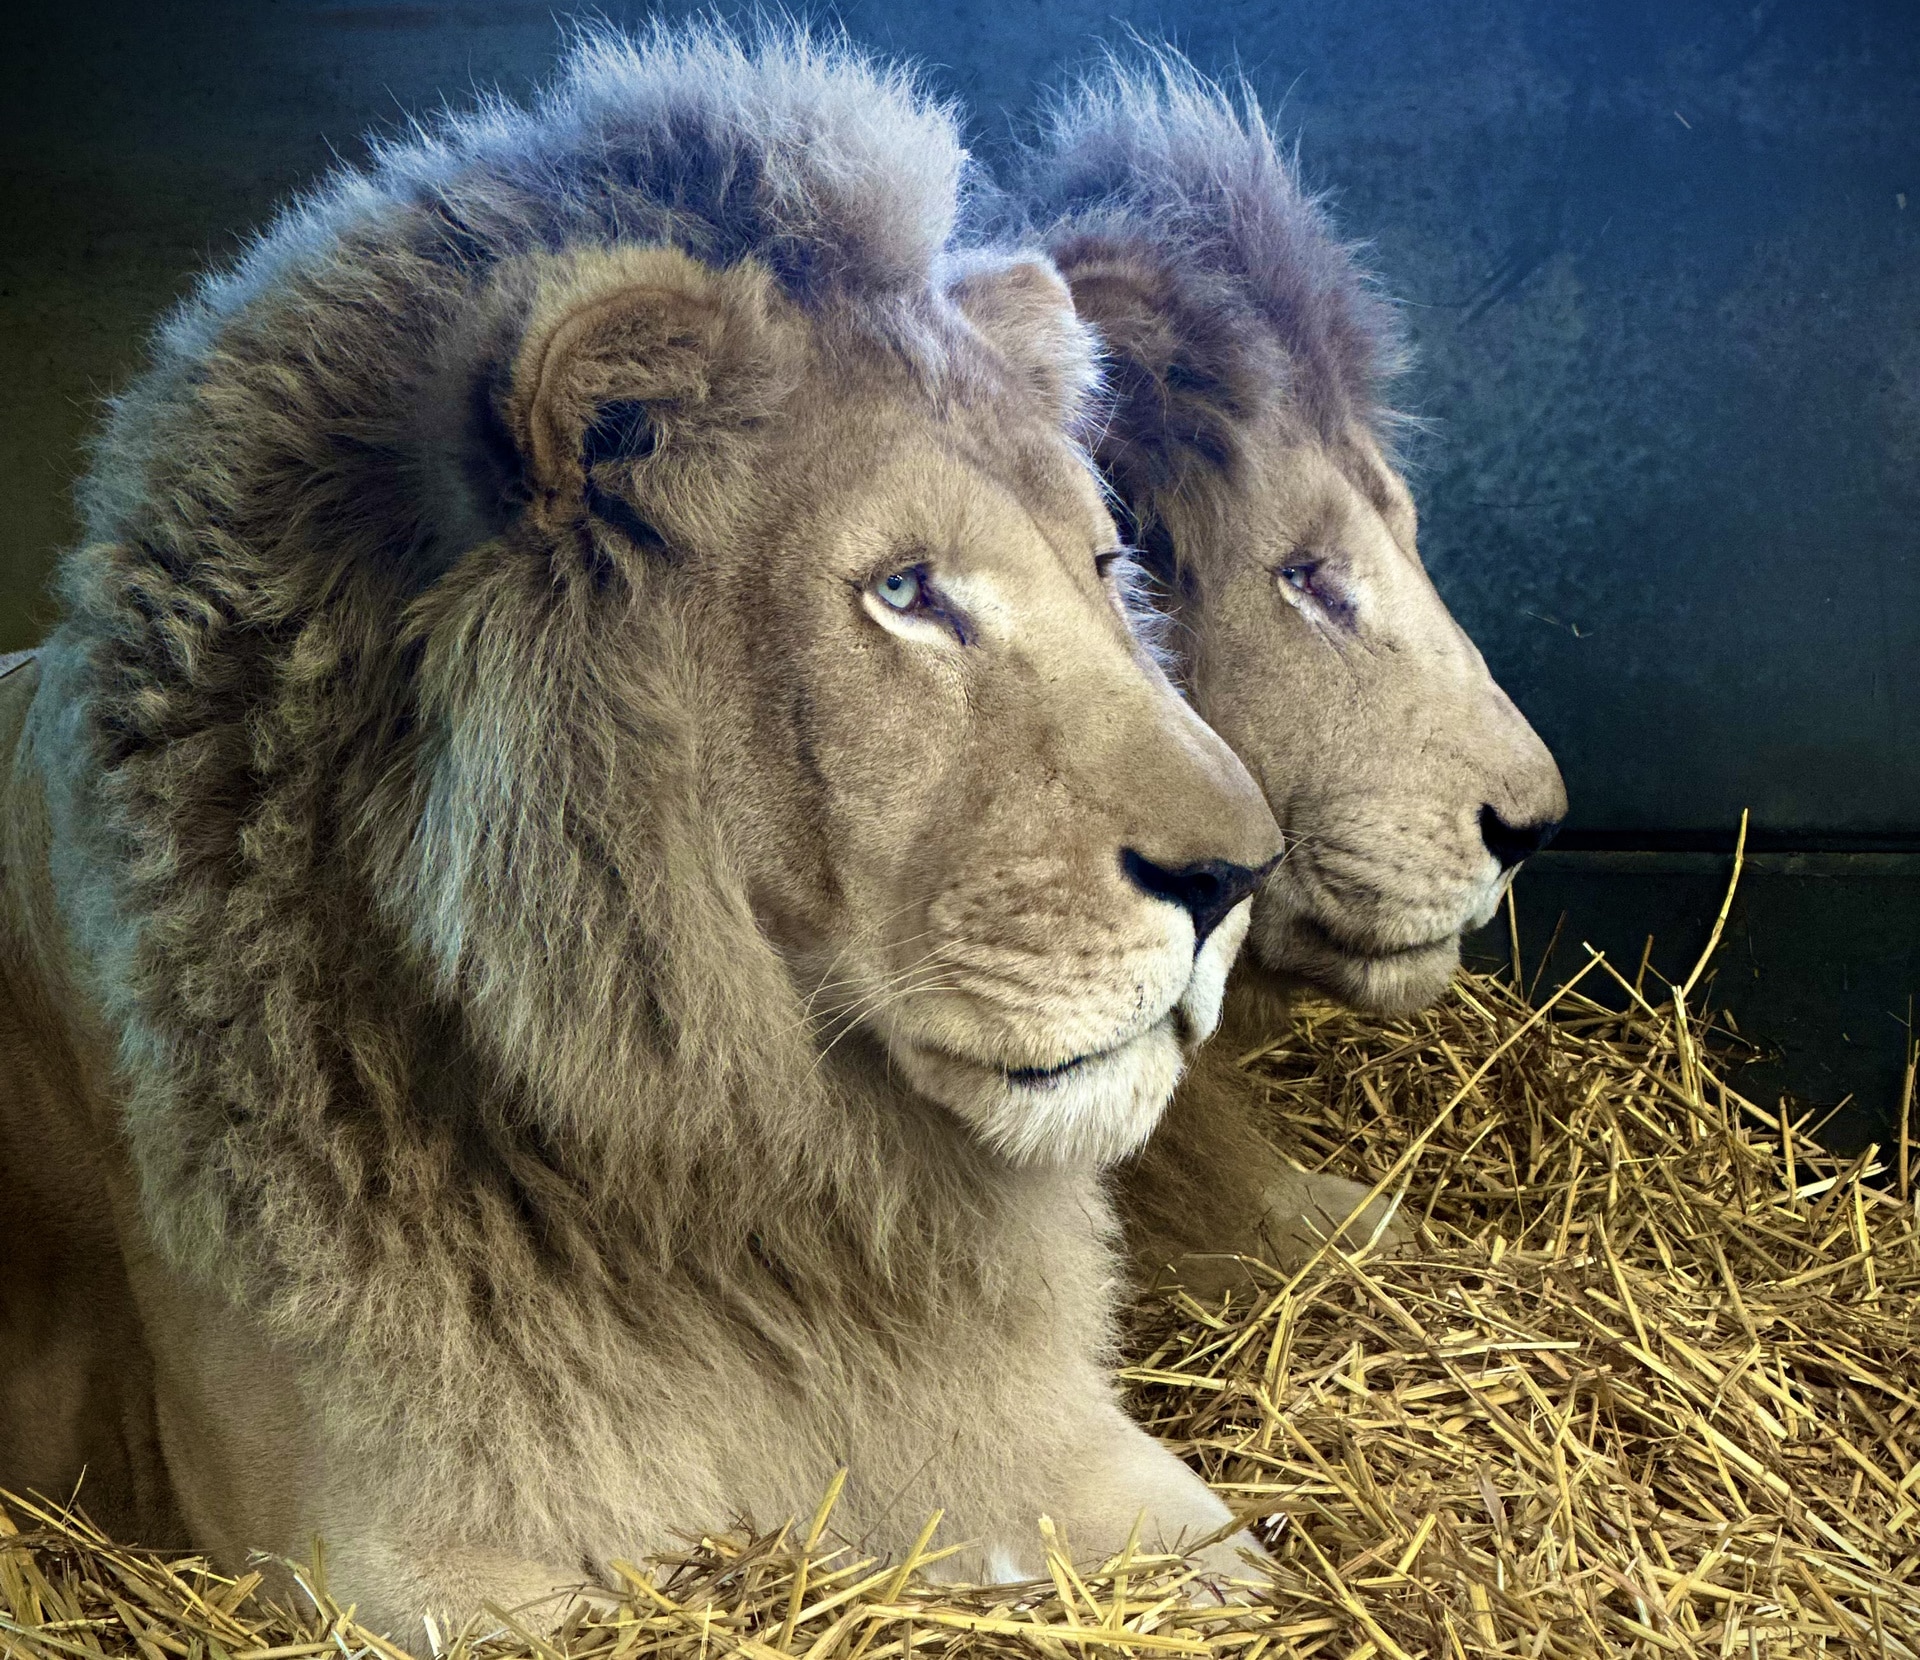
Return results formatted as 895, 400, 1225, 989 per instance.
36, 25, 1085, 1539
1013, 50, 1409, 495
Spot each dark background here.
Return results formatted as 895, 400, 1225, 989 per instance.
4, 1, 1916, 1145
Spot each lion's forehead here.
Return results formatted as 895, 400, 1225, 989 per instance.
738, 396, 1107, 567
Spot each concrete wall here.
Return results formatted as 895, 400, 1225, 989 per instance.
5, 0, 1916, 1136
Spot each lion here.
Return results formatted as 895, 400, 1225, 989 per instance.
0, 28, 1286, 1646
1016, 55, 1569, 1290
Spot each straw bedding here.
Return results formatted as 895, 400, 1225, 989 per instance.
5, 893, 1917, 1659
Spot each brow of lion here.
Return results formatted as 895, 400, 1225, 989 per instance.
997, 478, 1105, 586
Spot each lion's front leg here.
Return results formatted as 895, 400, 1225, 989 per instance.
309, 1530, 594, 1655
192, 1451, 596, 1654
129, 1253, 594, 1656
1114, 1045, 1409, 1300
1026, 1405, 1264, 1593
1237, 1161, 1407, 1270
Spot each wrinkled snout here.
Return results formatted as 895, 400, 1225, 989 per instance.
1477, 688, 1569, 878
1248, 675, 1566, 1017
1103, 686, 1284, 883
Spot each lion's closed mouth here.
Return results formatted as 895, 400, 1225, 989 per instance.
1004, 1053, 1092, 1087
1294, 914, 1459, 964
908, 1014, 1179, 1098
1001, 1017, 1175, 1088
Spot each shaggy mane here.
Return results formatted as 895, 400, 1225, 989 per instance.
34, 24, 1067, 1537
80, 22, 971, 549
1017, 48, 1409, 447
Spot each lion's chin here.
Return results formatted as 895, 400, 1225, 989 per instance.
894, 1019, 1185, 1168
1251, 915, 1464, 1017
886, 899, 1251, 1168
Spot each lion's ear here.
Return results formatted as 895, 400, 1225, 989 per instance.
1045, 235, 1251, 480
507, 247, 794, 550
946, 253, 1100, 427
1046, 242, 1181, 386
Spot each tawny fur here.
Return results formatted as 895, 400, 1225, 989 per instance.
1015, 53, 1567, 1294
0, 26, 1285, 1645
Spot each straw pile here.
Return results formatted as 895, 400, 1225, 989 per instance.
6, 870, 1918, 1659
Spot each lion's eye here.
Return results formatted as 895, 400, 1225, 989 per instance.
861, 561, 970, 644
875, 568, 923, 611
1272, 555, 1356, 630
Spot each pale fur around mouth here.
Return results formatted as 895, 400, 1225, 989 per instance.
1291, 913, 1462, 964
1250, 906, 1464, 1015
1262, 864, 1510, 975
894, 1015, 1182, 1167
909, 1028, 1153, 1097
887, 898, 1253, 1167
1004, 1052, 1097, 1085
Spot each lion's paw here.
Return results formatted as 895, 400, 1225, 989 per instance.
1151, 1166, 1412, 1299
1254, 1164, 1410, 1265
1181, 1530, 1271, 1606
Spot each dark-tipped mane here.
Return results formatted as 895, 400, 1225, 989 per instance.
1017, 48, 1408, 449
35, 27, 1005, 1496
80, 22, 971, 560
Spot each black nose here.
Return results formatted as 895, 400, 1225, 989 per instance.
1479, 804, 1562, 871
1121, 849, 1269, 949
